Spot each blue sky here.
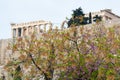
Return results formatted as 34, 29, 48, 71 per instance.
0, 0, 120, 39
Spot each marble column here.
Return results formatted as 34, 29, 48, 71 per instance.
33, 25, 36, 33
23, 27, 25, 36
49, 23, 52, 30
26, 26, 29, 36
21, 28, 24, 37
16, 28, 18, 37
34, 26, 36, 33
28, 26, 32, 35
12, 28, 16, 38
12, 29, 14, 38
44, 24, 46, 32
31, 26, 34, 33
37, 25, 41, 34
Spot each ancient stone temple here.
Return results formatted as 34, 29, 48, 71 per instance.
11, 20, 52, 38
10, 9, 120, 39
0, 9, 120, 66
0, 20, 53, 79
85, 9, 120, 23
0, 9, 120, 79
0, 20, 53, 65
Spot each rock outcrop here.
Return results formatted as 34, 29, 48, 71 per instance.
0, 39, 12, 65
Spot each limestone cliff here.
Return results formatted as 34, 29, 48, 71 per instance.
0, 39, 12, 65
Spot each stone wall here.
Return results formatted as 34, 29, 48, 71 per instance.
0, 18, 120, 79
0, 39, 12, 65
1, 20, 120, 65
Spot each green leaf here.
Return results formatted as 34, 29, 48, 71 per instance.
106, 69, 115, 75
90, 70, 98, 80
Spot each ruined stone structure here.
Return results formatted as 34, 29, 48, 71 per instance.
1, 9, 120, 65
0, 39, 12, 65
0, 20, 53, 65
85, 9, 120, 23
11, 20, 53, 38
0, 20, 53, 79
0, 9, 120, 79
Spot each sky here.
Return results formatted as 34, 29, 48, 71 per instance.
0, 0, 120, 39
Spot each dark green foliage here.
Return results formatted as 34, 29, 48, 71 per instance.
67, 18, 85, 27
72, 7, 84, 18
93, 15, 102, 23
67, 7, 103, 27
89, 12, 92, 24
16, 66, 21, 72
68, 7, 86, 27
68, 7, 91, 27
13, 66, 22, 80
84, 17, 89, 24
67, 18, 73, 27
14, 76, 22, 80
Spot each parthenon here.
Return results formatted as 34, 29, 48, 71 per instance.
1, 9, 120, 64
0, 8, 120, 79
10, 9, 120, 38
11, 20, 53, 38
85, 9, 120, 23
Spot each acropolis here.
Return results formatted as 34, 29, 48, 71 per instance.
0, 9, 120, 79
1, 9, 120, 64
11, 20, 53, 38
